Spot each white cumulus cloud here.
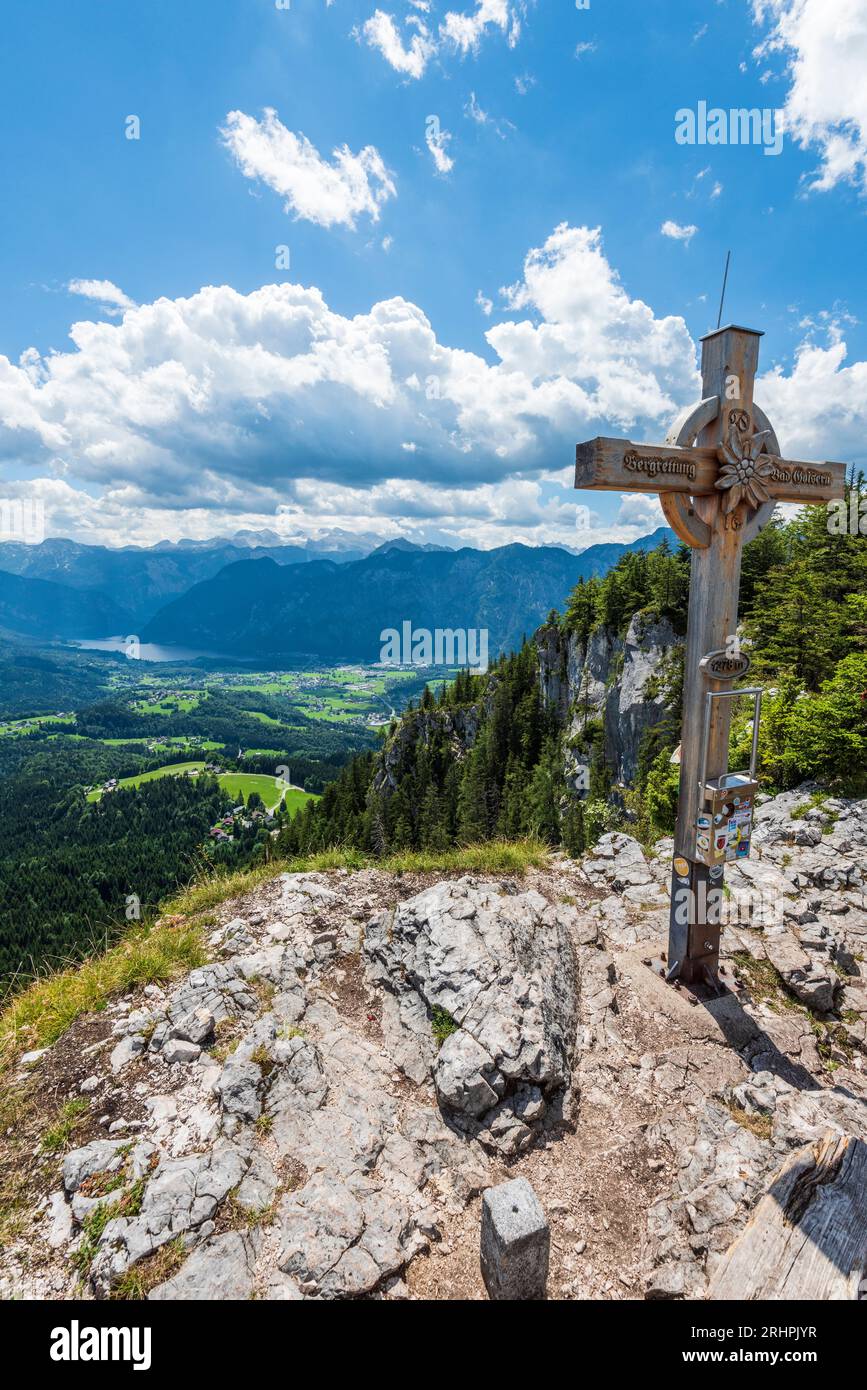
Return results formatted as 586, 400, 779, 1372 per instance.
661, 220, 698, 244
360, 10, 437, 79
220, 109, 396, 228
440, 0, 514, 55
753, 0, 867, 193
0, 225, 700, 519
67, 279, 137, 316
362, 1, 520, 79
2, 225, 864, 550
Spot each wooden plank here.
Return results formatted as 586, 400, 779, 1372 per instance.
708, 1132, 867, 1301
766, 457, 845, 503
575, 437, 718, 495
575, 436, 845, 503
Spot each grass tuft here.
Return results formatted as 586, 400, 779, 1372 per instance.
39, 1098, 90, 1154
725, 1102, 773, 1141
0, 919, 208, 1071
380, 838, 549, 875
110, 1236, 187, 1300
72, 1178, 147, 1279
431, 1005, 459, 1048
163, 838, 549, 917
0, 1166, 31, 1248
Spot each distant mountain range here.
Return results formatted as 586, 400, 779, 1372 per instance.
0, 531, 458, 629
0, 535, 360, 625
0, 569, 132, 641
0, 529, 675, 656
142, 530, 676, 661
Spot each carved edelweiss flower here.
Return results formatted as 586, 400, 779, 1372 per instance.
715, 422, 776, 513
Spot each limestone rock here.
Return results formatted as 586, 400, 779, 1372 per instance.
764, 931, 837, 1012
162, 1039, 202, 1065
214, 1057, 262, 1123
363, 877, 578, 1153
149, 1232, 259, 1301
109, 1034, 145, 1072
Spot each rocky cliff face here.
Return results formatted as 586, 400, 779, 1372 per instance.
373, 704, 484, 796
371, 611, 680, 815
3, 786, 867, 1301
536, 612, 680, 792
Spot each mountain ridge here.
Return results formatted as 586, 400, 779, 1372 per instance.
142, 528, 676, 660
0, 570, 135, 642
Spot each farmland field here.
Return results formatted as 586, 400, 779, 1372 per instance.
86, 761, 315, 813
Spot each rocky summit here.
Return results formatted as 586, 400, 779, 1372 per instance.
3, 785, 867, 1301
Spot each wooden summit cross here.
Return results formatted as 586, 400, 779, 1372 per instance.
575, 325, 845, 991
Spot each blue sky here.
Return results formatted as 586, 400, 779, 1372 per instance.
1, 0, 865, 550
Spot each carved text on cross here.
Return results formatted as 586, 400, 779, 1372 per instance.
575, 417, 844, 521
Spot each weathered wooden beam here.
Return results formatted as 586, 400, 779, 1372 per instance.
574, 437, 845, 504
668, 327, 759, 983
575, 438, 718, 495
708, 1132, 867, 1301
768, 457, 846, 503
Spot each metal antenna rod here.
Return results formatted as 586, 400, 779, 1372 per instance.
716, 250, 731, 329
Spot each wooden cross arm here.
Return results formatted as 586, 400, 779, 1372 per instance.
575, 436, 846, 504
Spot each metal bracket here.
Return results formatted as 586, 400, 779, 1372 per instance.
697, 686, 763, 797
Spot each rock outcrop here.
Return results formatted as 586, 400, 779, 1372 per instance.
3, 784, 867, 1302
364, 878, 579, 1155
536, 612, 680, 789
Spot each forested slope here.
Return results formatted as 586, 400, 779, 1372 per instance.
277, 493, 867, 861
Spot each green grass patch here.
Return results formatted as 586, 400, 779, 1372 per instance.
110, 1236, 186, 1300
217, 772, 292, 810
87, 760, 206, 801
431, 1006, 459, 1048
0, 918, 208, 1069
791, 795, 827, 820
72, 1178, 147, 1278
40, 1098, 90, 1154
279, 788, 318, 816
87, 763, 312, 813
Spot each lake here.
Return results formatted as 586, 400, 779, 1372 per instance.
71, 637, 224, 663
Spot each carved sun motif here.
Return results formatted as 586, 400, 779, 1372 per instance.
715, 420, 776, 514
